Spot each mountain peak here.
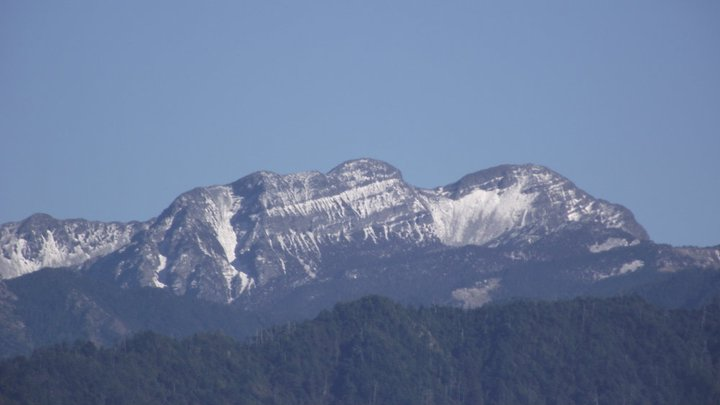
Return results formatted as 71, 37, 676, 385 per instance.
328, 158, 403, 186
441, 163, 564, 197
235, 170, 283, 185
16, 213, 59, 234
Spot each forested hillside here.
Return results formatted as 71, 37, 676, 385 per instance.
1, 295, 719, 405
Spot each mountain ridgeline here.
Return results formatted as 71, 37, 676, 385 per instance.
0, 159, 719, 356
2, 295, 720, 405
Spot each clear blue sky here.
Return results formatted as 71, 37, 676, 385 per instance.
1, 1, 719, 246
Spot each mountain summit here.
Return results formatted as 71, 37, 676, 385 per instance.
1, 159, 716, 310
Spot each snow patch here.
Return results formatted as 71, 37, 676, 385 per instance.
0, 238, 37, 278
618, 260, 644, 274
452, 278, 501, 308
151, 253, 168, 289
595, 259, 645, 280
220, 262, 241, 295
589, 238, 638, 253
363, 226, 378, 243
205, 186, 241, 263
237, 271, 254, 294
157, 253, 167, 271
427, 180, 537, 246
296, 256, 317, 278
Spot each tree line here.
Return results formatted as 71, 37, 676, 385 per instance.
1, 295, 720, 405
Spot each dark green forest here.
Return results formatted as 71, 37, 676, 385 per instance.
2, 295, 720, 405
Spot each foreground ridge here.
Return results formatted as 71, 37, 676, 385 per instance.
2, 295, 719, 405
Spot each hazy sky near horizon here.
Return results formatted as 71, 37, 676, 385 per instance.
1, 1, 719, 246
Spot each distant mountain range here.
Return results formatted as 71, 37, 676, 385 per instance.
1, 159, 718, 356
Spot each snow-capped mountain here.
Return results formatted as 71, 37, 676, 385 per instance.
1, 159, 717, 308
84, 159, 649, 303
0, 214, 145, 279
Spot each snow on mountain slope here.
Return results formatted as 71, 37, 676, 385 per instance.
424, 171, 538, 246
203, 186, 241, 263
77, 159, 650, 303
424, 164, 648, 247
1, 159, 657, 304
95, 160, 435, 302
0, 214, 145, 279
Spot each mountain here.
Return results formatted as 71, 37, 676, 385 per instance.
0, 160, 656, 294
0, 159, 718, 351
2, 295, 720, 405
0, 214, 145, 279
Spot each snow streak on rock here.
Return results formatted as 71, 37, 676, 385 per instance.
204, 186, 241, 263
